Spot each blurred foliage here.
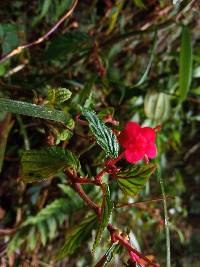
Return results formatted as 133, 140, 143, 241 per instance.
0, 0, 200, 266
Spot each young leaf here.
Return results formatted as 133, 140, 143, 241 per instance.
21, 147, 80, 183
0, 98, 69, 123
47, 87, 72, 106
57, 213, 97, 260
116, 164, 156, 196
82, 108, 119, 158
179, 26, 192, 102
93, 184, 113, 251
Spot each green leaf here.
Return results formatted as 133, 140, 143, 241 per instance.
8, 187, 84, 254
47, 87, 72, 106
82, 108, 119, 158
0, 24, 19, 55
0, 98, 69, 123
93, 184, 113, 251
133, 0, 145, 8
179, 26, 193, 102
47, 217, 57, 240
116, 164, 157, 196
8, 227, 30, 255
23, 197, 79, 226
21, 147, 80, 183
37, 222, 48, 246
44, 31, 91, 61
134, 30, 157, 87
27, 227, 37, 250
0, 114, 14, 173
57, 213, 97, 260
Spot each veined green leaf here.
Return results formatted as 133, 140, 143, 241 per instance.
179, 26, 193, 102
0, 98, 69, 123
82, 108, 119, 158
116, 164, 156, 196
21, 147, 80, 183
93, 184, 113, 251
57, 213, 97, 260
47, 87, 72, 106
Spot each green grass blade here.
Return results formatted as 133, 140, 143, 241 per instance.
179, 26, 192, 102
134, 30, 157, 87
156, 137, 171, 267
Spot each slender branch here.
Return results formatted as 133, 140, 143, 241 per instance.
116, 196, 175, 208
100, 20, 174, 48
0, 0, 78, 63
0, 228, 17, 236
73, 183, 101, 216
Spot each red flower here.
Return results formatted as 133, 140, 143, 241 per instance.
119, 122, 157, 163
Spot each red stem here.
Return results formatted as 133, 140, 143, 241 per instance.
73, 183, 101, 217
74, 177, 100, 185
66, 165, 159, 267
66, 170, 100, 216
115, 234, 159, 267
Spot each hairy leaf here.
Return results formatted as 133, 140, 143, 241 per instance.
116, 164, 157, 196
21, 147, 80, 183
82, 108, 119, 158
57, 213, 97, 260
47, 87, 72, 105
0, 98, 69, 123
93, 184, 113, 251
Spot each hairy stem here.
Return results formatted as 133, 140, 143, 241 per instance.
66, 169, 159, 267
0, 0, 78, 63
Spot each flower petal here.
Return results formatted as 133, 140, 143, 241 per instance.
125, 122, 141, 136
119, 122, 141, 148
141, 127, 156, 142
125, 149, 145, 163
146, 143, 157, 158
